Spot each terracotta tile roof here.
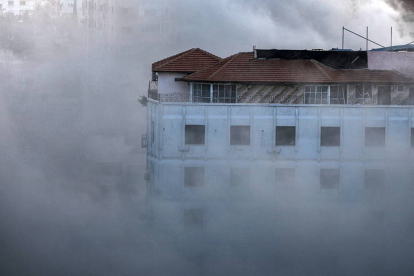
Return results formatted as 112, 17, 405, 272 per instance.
152, 48, 221, 73
183, 52, 413, 84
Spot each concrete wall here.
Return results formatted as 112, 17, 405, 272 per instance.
1, 0, 35, 15
157, 72, 189, 95
368, 51, 414, 78
147, 101, 414, 162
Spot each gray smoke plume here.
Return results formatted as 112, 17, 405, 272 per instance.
1, 0, 414, 275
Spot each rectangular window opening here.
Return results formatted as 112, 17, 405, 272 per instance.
365, 169, 385, 189
321, 127, 340, 146
275, 168, 295, 186
365, 127, 386, 147
230, 168, 250, 186
184, 167, 205, 187
185, 125, 205, 145
320, 169, 340, 189
184, 209, 204, 227
276, 126, 296, 146
230, 126, 250, 146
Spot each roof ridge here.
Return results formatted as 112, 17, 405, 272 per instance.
208, 52, 243, 80
196, 48, 222, 61
310, 59, 335, 81
153, 48, 196, 71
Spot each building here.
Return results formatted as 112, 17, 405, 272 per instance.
145, 47, 414, 272
0, 0, 36, 16
146, 47, 414, 251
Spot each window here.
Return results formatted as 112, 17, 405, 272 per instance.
304, 86, 328, 104
8, 1, 13, 5
20, 0, 26, 5
275, 168, 295, 185
330, 85, 347, 104
184, 167, 205, 187
230, 168, 250, 186
230, 126, 250, 145
276, 126, 296, 146
212, 84, 237, 103
355, 84, 372, 99
320, 169, 340, 189
321, 127, 340, 146
185, 125, 205, 145
365, 169, 385, 189
193, 84, 237, 103
193, 84, 211, 103
397, 85, 404, 93
365, 127, 386, 147
184, 209, 204, 227
411, 128, 414, 147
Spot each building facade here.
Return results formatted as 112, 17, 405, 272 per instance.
146, 48, 414, 239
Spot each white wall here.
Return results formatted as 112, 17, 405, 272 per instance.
368, 51, 414, 78
157, 72, 189, 95
147, 101, 414, 162
1, 0, 35, 15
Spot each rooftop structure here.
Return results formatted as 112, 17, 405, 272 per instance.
149, 48, 414, 105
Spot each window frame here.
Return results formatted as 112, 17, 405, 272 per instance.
365, 127, 386, 147
304, 85, 329, 104
184, 167, 205, 187
185, 125, 206, 145
320, 127, 341, 147
192, 83, 237, 103
320, 169, 340, 189
276, 126, 296, 146
230, 167, 250, 186
230, 125, 251, 146
355, 84, 373, 100
275, 168, 295, 186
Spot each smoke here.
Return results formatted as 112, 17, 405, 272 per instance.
1, 0, 414, 275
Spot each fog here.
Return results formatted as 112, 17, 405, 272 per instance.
1, 0, 414, 275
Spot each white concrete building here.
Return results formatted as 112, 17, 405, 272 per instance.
145, 49, 414, 267
0, 0, 35, 16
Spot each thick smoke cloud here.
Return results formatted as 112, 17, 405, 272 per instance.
1, 0, 414, 275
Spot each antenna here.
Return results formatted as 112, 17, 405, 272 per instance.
391, 27, 393, 51
342, 27, 385, 50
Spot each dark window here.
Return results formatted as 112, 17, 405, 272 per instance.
212, 85, 237, 103
365, 169, 385, 189
330, 85, 347, 104
412, 128, 414, 147
356, 84, 372, 99
321, 127, 340, 146
378, 86, 391, 105
409, 88, 414, 105
230, 126, 250, 145
193, 84, 211, 103
184, 209, 204, 227
320, 169, 340, 189
365, 127, 386, 147
275, 168, 295, 185
276, 126, 296, 146
230, 168, 250, 186
184, 167, 204, 187
185, 125, 205, 145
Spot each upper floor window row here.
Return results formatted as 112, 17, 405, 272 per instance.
193, 83, 237, 103
304, 85, 347, 105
